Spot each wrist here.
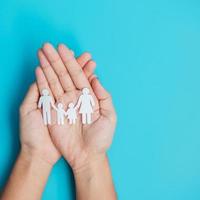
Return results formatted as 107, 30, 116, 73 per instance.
72, 153, 107, 175
73, 153, 117, 200
20, 146, 54, 169
1, 147, 53, 200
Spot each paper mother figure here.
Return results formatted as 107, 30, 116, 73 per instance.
75, 88, 95, 124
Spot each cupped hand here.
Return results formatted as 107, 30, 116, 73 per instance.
20, 83, 60, 165
35, 43, 117, 170
20, 50, 96, 165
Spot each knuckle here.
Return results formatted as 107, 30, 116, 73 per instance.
72, 68, 83, 78
64, 85, 75, 92
58, 69, 68, 78
56, 95, 63, 102
63, 56, 74, 66
42, 62, 51, 69
49, 78, 58, 87
51, 56, 60, 65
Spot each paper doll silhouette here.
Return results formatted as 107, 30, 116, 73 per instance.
53, 103, 66, 125
65, 102, 77, 124
75, 88, 95, 124
38, 89, 54, 125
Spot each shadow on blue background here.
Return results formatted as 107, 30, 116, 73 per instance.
1, 0, 200, 199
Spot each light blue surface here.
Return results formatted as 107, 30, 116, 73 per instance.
1, 0, 200, 199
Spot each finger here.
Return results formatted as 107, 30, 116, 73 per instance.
20, 83, 39, 116
35, 67, 54, 102
22, 83, 39, 104
91, 78, 116, 119
76, 52, 91, 68
38, 49, 65, 100
42, 43, 75, 92
70, 50, 74, 56
76, 52, 96, 79
83, 60, 96, 78
58, 44, 91, 89
88, 74, 97, 84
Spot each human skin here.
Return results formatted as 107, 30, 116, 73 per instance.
35, 43, 117, 200
1, 51, 96, 200
1, 43, 117, 200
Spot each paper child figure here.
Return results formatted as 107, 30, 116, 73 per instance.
65, 102, 77, 124
53, 103, 66, 125
38, 89, 54, 125
75, 88, 95, 124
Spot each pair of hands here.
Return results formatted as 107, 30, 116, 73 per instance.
19, 43, 117, 172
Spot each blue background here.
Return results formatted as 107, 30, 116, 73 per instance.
1, 0, 200, 199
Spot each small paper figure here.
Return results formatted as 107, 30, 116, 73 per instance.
38, 89, 54, 125
75, 88, 95, 124
53, 103, 66, 125
65, 103, 77, 124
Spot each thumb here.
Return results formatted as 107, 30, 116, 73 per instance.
20, 83, 39, 116
91, 77, 116, 120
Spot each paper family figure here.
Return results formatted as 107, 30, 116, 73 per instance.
65, 103, 77, 124
75, 88, 95, 124
38, 89, 54, 125
53, 102, 77, 125
38, 88, 94, 125
53, 103, 66, 125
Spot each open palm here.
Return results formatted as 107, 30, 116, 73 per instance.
36, 43, 116, 169
20, 49, 96, 166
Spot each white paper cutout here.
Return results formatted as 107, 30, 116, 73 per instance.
38, 89, 54, 125
38, 88, 95, 125
65, 102, 77, 124
53, 103, 66, 125
75, 88, 95, 124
